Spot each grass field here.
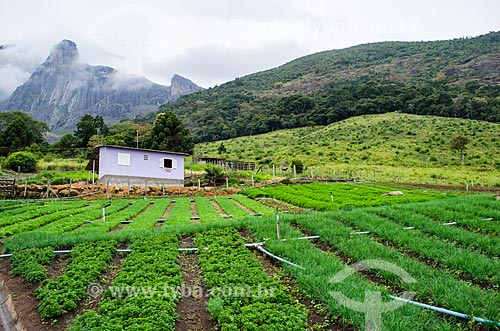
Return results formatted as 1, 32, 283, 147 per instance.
195, 113, 500, 186
0, 184, 499, 330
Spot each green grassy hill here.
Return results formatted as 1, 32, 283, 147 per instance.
195, 113, 500, 184
150, 32, 500, 142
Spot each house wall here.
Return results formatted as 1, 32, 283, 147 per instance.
98, 146, 184, 186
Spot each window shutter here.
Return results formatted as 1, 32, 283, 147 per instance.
172, 158, 178, 169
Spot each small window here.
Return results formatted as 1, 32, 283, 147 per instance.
143, 154, 149, 160
160, 157, 177, 169
163, 158, 173, 168
117, 153, 130, 166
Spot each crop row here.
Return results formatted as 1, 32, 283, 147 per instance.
0, 200, 87, 227
194, 198, 223, 223
163, 198, 192, 225
70, 199, 150, 235
277, 209, 500, 323
371, 205, 500, 257
412, 201, 500, 235
238, 219, 457, 330
241, 182, 448, 211
29, 200, 129, 235
35, 241, 116, 318
118, 199, 172, 232
195, 228, 308, 330
339, 208, 500, 285
0, 201, 23, 212
71, 235, 181, 331
214, 197, 249, 218
0, 201, 94, 237
10, 246, 55, 282
232, 194, 274, 215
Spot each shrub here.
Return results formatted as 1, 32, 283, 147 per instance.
5, 151, 38, 172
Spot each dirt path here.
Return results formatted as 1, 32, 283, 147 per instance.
190, 200, 201, 224
229, 198, 254, 214
175, 237, 215, 331
209, 199, 226, 217
156, 201, 176, 228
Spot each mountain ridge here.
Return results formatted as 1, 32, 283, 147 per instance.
0, 40, 203, 132
154, 31, 500, 142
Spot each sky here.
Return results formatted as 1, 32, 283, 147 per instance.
0, 0, 499, 100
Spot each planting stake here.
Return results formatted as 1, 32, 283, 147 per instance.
276, 208, 281, 240
388, 295, 500, 327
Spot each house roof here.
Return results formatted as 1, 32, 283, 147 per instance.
96, 145, 189, 156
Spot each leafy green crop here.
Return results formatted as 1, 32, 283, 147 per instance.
70, 235, 180, 331
36, 241, 116, 318
10, 247, 55, 282
195, 228, 308, 330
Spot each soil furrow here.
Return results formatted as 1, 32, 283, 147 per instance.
175, 236, 215, 331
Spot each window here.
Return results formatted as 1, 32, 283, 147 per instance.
163, 158, 173, 168
160, 157, 177, 169
117, 153, 130, 166
143, 154, 149, 160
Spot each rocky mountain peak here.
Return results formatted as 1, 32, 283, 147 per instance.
170, 74, 203, 97
0, 40, 203, 132
45, 39, 79, 66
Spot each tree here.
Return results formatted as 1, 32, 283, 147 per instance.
75, 115, 108, 148
217, 142, 227, 156
0, 111, 48, 156
4, 151, 38, 172
143, 112, 194, 154
451, 135, 470, 165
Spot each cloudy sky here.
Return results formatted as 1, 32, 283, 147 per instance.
1, 0, 499, 99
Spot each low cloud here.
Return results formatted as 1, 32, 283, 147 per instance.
144, 41, 311, 88
0, 45, 40, 100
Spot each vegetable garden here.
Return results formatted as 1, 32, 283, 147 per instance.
0, 183, 499, 330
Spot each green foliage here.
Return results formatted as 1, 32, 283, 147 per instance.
143, 111, 194, 154
291, 159, 304, 174
241, 182, 451, 211
204, 165, 224, 183
70, 235, 180, 331
197, 113, 500, 176
75, 114, 107, 148
0, 111, 48, 156
10, 247, 55, 282
195, 229, 308, 331
145, 32, 500, 142
451, 135, 470, 164
36, 241, 116, 319
217, 142, 227, 155
103, 121, 151, 148
4, 151, 38, 172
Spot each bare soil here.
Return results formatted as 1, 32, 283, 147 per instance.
190, 201, 201, 224
229, 199, 253, 214
175, 237, 215, 331
209, 200, 226, 217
